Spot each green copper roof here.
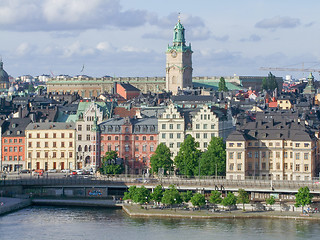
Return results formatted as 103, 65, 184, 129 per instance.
167, 20, 192, 53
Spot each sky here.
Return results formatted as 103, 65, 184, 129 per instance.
0, 0, 320, 79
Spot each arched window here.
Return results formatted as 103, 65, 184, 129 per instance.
78, 145, 82, 152
84, 145, 88, 152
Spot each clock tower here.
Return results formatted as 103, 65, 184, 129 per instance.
166, 19, 193, 95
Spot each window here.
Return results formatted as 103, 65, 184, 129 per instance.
248, 163, 252, 170
177, 124, 181, 130
211, 124, 215, 129
53, 142, 57, 147
237, 143, 242, 147
295, 143, 300, 147
295, 164, 300, 171
304, 164, 309, 172
237, 164, 242, 171
45, 133, 48, 138
142, 145, 147, 152
53, 133, 56, 138
162, 133, 166, 139
304, 143, 309, 147
177, 142, 181, 148
203, 124, 207, 129
69, 152, 73, 158
284, 152, 288, 158
125, 145, 129, 152
108, 136, 111, 140
61, 133, 65, 138
262, 162, 266, 170
169, 133, 173, 139
203, 133, 207, 139
276, 163, 280, 169
78, 135, 82, 141
269, 163, 273, 170
143, 136, 146, 141
61, 142, 65, 148
204, 142, 208, 148
78, 125, 82, 131
255, 151, 259, 158
69, 133, 73, 138
125, 136, 129, 141
262, 152, 266, 158
276, 142, 280, 147
150, 136, 154, 141
28, 142, 32, 148
276, 152, 280, 158
19, 147, 23, 152
162, 124, 166, 130
296, 153, 300, 160
45, 142, 48, 148
211, 133, 215, 138
196, 124, 200, 129
19, 156, 22, 161
169, 124, 173, 130
237, 153, 241, 159
9, 156, 12, 161
19, 139, 22, 143
229, 143, 234, 147
248, 152, 252, 158
86, 125, 91, 131
36, 142, 40, 148
108, 144, 112, 151
229, 163, 234, 170
69, 142, 73, 147
177, 133, 181, 139
4, 147, 8, 152
229, 152, 234, 159
36, 152, 40, 158
4, 139, 8, 143
9, 139, 12, 143
14, 139, 17, 143
53, 152, 56, 158
290, 152, 293, 158
169, 143, 174, 148
196, 133, 200, 139
28, 133, 32, 138
125, 127, 129, 133
284, 163, 288, 169
4, 156, 7, 161
37, 133, 40, 138
86, 135, 90, 141
269, 143, 273, 147
115, 136, 119, 140
304, 153, 308, 160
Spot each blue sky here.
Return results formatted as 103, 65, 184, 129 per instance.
0, 0, 319, 79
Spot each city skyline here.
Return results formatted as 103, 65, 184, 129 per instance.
0, 0, 319, 79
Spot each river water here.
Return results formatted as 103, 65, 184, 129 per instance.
0, 206, 319, 240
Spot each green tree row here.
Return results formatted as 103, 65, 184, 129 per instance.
262, 72, 278, 92
151, 135, 226, 177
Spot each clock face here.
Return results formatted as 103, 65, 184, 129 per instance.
171, 51, 177, 58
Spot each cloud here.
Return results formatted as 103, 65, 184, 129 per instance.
255, 16, 300, 29
305, 21, 315, 28
15, 43, 34, 56
0, 0, 149, 31
213, 35, 229, 42
240, 34, 261, 42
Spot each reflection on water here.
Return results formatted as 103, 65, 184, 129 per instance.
0, 206, 319, 240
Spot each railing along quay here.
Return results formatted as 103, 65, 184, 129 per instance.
1, 175, 320, 193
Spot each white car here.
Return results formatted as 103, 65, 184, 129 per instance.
61, 169, 70, 173
47, 169, 57, 173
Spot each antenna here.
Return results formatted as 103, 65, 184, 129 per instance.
178, 12, 181, 22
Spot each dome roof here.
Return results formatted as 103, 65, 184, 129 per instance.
0, 60, 9, 83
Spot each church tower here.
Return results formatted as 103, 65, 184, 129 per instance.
166, 18, 193, 95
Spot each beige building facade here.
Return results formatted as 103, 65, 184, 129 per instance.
226, 120, 319, 181
25, 122, 76, 171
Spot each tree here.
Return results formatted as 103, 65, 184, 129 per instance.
262, 77, 268, 91
150, 143, 173, 175
209, 190, 222, 211
268, 72, 278, 91
174, 135, 202, 177
181, 190, 193, 203
222, 192, 237, 212
100, 151, 124, 175
198, 137, 226, 176
295, 186, 313, 213
132, 186, 150, 204
190, 193, 206, 209
151, 185, 164, 204
161, 185, 182, 208
237, 189, 250, 211
123, 186, 137, 201
218, 77, 228, 92
266, 196, 275, 210
28, 84, 35, 93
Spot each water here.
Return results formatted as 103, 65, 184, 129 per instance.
0, 206, 319, 240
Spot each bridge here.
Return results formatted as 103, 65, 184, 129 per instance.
1, 175, 320, 199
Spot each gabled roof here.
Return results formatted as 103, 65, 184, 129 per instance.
118, 82, 141, 92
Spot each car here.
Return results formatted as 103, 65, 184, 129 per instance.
20, 169, 30, 174
61, 169, 70, 173
70, 170, 77, 176
47, 169, 57, 173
